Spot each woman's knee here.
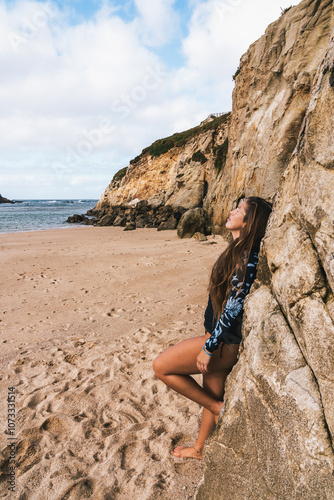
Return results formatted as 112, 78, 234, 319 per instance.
152, 354, 165, 379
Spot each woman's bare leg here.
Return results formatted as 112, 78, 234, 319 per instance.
153, 335, 239, 457
154, 335, 227, 414
172, 368, 231, 458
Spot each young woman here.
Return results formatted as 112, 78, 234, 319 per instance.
153, 197, 272, 459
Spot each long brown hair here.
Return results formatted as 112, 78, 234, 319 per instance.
209, 197, 272, 319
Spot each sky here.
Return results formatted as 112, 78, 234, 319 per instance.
0, 0, 300, 200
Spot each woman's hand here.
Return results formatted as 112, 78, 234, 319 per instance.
196, 348, 212, 374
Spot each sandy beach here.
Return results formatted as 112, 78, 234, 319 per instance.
0, 226, 227, 499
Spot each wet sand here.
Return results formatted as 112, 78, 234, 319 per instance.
0, 226, 226, 499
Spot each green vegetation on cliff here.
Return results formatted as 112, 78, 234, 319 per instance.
191, 150, 207, 164
214, 138, 228, 172
130, 113, 230, 165
112, 166, 128, 183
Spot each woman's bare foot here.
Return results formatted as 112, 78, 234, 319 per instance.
170, 445, 203, 459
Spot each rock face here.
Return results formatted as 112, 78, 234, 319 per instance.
91, 2, 332, 238
208, 0, 334, 232
198, 287, 334, 499
196, 0, 334, 498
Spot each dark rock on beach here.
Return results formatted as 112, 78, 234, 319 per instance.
66, 201, 193, 233
98, 214, 116, 226
177, 208, 207, 238
0, 194, 17, 204
157, 216, 178, 231
66, 214, 88, 223
123, 222, 136, 231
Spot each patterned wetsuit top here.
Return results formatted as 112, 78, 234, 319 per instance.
204, 250, 259, 353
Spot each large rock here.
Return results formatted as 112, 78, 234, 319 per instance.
97, 214, 115, 226
157, 216, 178, 231
123, 222, 136, 231
197, 2, 334, 497
197, 287, 334, 499
113, 215, 126, 227
66, 214, 87, 223
176, 208, 206, 238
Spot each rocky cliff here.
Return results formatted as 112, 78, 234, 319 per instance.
208, 0, 334, 233
90, 114, 229, 234
196, 0, 334, 498
96, 114, 229, 212
95, 1, 332, 237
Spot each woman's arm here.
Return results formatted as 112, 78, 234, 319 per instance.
204, 251, 259, 353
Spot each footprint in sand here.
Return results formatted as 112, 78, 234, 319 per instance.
60, 478, 97, 500
0, 324, 204, 499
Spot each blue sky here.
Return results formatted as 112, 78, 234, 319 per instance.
0, 0, 300, 199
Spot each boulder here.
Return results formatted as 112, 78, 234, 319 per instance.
97, 214, 115, 226
177, 208, 206, 238
113, 215, 126, 227
83, 218, 96, 225
157, 216, 178, 231
86, 208, 99, 217
135, 217, 148, 228
192, 232, 207, 241
66, 214, 87, 223
123, 222, 136, 231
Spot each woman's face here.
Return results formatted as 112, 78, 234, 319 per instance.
225, 200, 248, 236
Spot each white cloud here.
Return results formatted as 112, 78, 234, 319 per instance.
133, 0, 180, 46
0, 0, 301, 199
180, 0, 300, 82
0, 1, 169, 164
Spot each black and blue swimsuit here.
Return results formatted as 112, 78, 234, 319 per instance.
204, 250, 259, 353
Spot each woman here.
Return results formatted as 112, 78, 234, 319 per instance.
153, 197, 272, 459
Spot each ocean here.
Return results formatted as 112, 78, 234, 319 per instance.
0, 199, 98, 234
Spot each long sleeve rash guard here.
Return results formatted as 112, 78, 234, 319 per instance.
204, 250, 259, 352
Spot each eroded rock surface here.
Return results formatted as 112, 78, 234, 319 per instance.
177, 208, 207, 239
197, 1, 334, 498
197, 287, 334, 499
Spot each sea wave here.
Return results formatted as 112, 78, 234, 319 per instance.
0, 199, 98, 234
